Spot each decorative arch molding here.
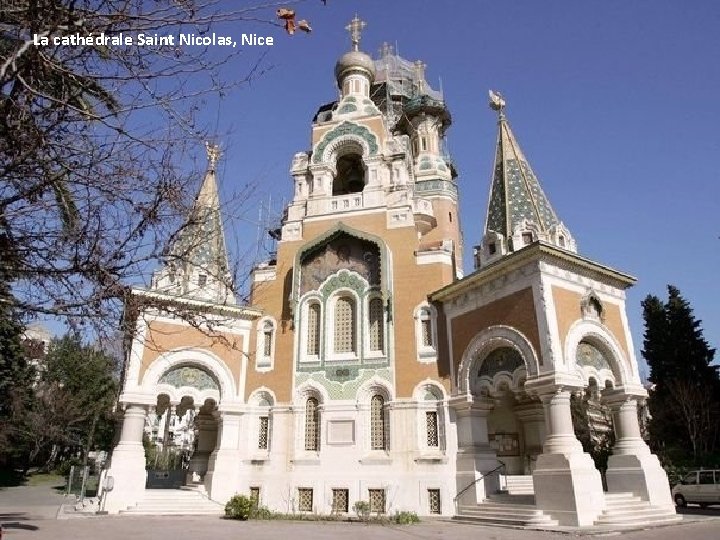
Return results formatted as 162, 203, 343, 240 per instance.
313, 121, 379, 164
565, 319, 630, 386
294, 380, 330, 405
412, 379, 447, 402
248, 386, 277, 407
356, 376, 394, 403
142, 347, 236, 401
152, 383, 219, 405
457, 325, 540, 395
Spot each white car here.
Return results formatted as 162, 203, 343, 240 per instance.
672, 470, 720, 508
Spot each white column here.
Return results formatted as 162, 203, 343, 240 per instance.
103, 404, 148, 513
188, 412, 218, 484
205, 410, 243, 503
450, 396, 499, 507
604, 391, 674, 510
532, 386, 604, 527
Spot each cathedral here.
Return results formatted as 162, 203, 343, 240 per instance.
103, 18, 677, 527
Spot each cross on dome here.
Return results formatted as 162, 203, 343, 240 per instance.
346, 15, 366, 51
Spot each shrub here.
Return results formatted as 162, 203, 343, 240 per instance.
250, 505, 274, 520
394, 511, 420, 525
352, 500, 370, 521
225, 495, 254, 520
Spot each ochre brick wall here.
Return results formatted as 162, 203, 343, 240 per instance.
138, 320, 244, 390
450, 287, 540, 373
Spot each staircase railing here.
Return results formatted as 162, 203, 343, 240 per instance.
453, 460, 506, 515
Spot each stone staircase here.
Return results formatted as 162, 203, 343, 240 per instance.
456, 494, 558, 527
593, 492, 681, 527
502, 475, 535, 495
120, 487, 224, 516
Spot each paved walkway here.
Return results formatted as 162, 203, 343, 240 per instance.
2, 483, 720, 540
1, 515, 720, 540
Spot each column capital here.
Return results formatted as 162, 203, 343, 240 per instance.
449, 394, 495, 413
602, 385, 647, 407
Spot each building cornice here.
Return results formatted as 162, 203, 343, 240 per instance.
430, 242, 636, 303
127, 287, 262, 320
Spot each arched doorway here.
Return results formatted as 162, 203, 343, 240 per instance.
144, 365, 220, 489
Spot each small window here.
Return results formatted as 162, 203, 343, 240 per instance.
421, 137, 427, 151
426, 411, 439, 447
262, 322, 273, 357
559, 235, 566, 248
304, 397, 320, 451
449, 211, 452, 223
368, 489, 386, 514
168, 267, 176, 283
368, 297, 384, 352
258, 416, 269, 450
420, 316, 433, 348
428, 489, 441, 514
298, 488, 313, 512
488, 242, 497, 255
307, 302, 321, 356
249, 487, 260, 506
332, 488, 349, 513
522, 232, 533, 245
370, 395, 387, 451
198, 274, 207, 288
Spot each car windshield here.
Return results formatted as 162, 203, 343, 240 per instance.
683, 473, 697, 484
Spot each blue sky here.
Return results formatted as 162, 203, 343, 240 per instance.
208, 1, 719, 376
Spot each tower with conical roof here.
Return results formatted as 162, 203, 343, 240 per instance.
476, 92, 575, 269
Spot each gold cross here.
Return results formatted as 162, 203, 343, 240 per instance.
346, 15, 366, 51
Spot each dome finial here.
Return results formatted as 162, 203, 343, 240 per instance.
345, 14, 366, 52
489, 90, 506, 118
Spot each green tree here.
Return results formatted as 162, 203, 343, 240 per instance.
642, 285, 719, 463
0, 286, 36, 468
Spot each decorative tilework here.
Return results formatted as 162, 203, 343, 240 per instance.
296, 368, 392, 400
485, 119, 561, 240
313, 121, 378, 164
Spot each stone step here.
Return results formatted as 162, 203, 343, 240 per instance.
595, 514, 681, 526
453, 514, 558, 527
121, 508, 223, 516
459, 505, 545, 516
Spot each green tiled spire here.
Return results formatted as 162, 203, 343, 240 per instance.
485, 107, 560, 241
155, 143, 234, 304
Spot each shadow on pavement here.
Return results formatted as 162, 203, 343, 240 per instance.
1, 521, 40, 531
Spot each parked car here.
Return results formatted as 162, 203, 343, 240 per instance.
672, 470, 720, 508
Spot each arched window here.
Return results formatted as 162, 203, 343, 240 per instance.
307, 302, 321, 356
334, 296, 356, 354
333, 154, 365, 195
370, 394, 387, 450
368, 297, 384, 353
304, 397, 320, 451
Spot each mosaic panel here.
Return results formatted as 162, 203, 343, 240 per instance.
576, 341, 612, 371
477, 347, 524, 378
300, 235, 380, 295
158, 365, 219, 391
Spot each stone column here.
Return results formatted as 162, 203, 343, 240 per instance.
188, 412, 218, 485
514, 399, 546, 474
531, 386, 604, 526
205, 410, 243, 503
604, 390, 674, 511
450, 395, 499, 507
103, 404, 148, 513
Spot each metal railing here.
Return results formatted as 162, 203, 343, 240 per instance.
453, 461, 506, 514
